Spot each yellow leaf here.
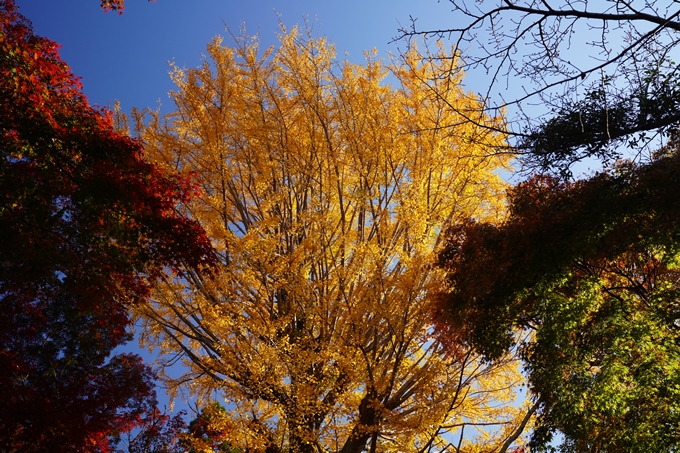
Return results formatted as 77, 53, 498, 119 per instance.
137, 24, 530, 453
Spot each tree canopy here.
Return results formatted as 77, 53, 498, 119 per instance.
0, 1, 214, 450
436, 141, 680, 451
407, 4, 680, 447
133, 27, 533, 453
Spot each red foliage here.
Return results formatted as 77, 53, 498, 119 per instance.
100, 0, 156, 14
436, 149, 680, 358
0, 1, 215, 451
111, 409, 187, 453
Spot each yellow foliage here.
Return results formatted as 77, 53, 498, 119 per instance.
136, 25, 529, 453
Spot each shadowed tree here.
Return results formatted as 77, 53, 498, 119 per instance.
0, 1, 215, 451
437, 141, 680, 451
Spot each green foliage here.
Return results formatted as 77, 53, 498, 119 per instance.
526, 263, 680, 451
437, 143, 680, 451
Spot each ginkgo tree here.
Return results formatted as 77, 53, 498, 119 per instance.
135, 27, 532, 453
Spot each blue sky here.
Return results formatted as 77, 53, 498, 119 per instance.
15, 0, 457, 115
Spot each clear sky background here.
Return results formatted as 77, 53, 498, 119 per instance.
15, 0, 460, 115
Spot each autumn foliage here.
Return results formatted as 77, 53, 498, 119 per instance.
0, 1, 214, 451
437, 144, 680, 450
100, 0, 156, 14
134, 27, 533, 453
438, 147, 680, 358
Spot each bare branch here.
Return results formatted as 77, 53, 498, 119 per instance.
396, 0, 680, 173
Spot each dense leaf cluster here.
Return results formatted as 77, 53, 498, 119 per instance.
437, 145, 680, 451
0, 1, 214, 451
135, 27, 528, 453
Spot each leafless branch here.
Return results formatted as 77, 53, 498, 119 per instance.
395, 0, 680, 171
